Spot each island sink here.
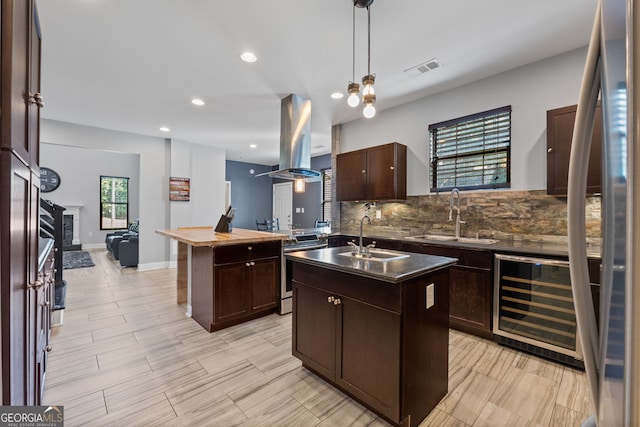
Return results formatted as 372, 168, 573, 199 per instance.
337, 248, 410, 262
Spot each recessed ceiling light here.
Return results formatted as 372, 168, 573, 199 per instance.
191, 98, 205, 106
159, 126, 171, 132
240, 51, 257, 63
331, 92, 344, 99
249, 144, 257, 149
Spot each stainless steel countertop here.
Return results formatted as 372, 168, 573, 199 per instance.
285, 246, 457, 284
332, 229, 602, 259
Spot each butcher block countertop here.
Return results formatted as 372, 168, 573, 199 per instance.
155, 226, 286, 247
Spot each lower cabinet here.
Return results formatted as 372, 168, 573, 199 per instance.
191, 241, 280, 332
293, 282, 401, 419
214, 257, 279, 324
291, 262, 449, 426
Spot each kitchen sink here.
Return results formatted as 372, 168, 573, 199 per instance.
407, 235, 499, 244
338, 249, 410, 262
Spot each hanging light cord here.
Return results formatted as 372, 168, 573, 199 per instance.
367, 5, 371, 76
352, 3, 356, 83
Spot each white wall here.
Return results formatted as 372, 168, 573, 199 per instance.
340, 47, 589, 195
40, 143, 140, 247
41, 120, 226, 269
168, 139, 226, 263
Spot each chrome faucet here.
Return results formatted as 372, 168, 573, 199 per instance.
347, 215, 376, 256
449, 188, 466, 239
360, 215, 371, 252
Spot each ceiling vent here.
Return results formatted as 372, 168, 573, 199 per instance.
403, 58, 441, 77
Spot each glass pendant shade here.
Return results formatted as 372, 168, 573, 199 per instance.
363, 103, 376, 118
294, 178, 306, 193
347, 82, 360, 107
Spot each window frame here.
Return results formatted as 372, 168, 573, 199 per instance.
429, 105, 512, 192
100, 175, 130, 231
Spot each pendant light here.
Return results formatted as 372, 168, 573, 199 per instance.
347, 3, 360, 108
361, 2, 376, 118
346, 0, 376, 118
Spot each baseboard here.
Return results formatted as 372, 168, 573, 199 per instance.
137, 261, 170, 271
168, 260, 177, 269
82, 243, 105, 250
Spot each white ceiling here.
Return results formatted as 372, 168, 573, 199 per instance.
37, 0, 598, 166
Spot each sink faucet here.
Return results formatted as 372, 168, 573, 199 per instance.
449, 188, 466, 239
346, 215, 376, 257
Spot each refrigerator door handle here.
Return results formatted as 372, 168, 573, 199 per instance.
567, 0, 602, 419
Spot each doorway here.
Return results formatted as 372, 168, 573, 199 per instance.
272, 182, 292, 230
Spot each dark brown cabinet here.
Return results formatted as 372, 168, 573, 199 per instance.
292, 261, 449, 426
192, 241, 280, 332
336, 142, 407, 201
547, 104, 602, 195
0, 0, 43, 405
1, 0, 42, 170
378, 238, 494, 339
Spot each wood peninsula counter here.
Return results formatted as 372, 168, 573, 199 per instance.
156, 227, 286, 332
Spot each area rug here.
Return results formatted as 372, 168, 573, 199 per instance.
63, 250, 95, 269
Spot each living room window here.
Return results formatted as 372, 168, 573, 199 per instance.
429, 105, 511, 191
322, 168, 332, 222
100, 176, 129, 230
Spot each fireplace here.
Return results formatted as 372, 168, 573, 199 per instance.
63, 205, 82, 251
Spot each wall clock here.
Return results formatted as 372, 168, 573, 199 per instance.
40, 167, 61, 193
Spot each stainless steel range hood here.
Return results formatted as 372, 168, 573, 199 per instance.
258, 94, 320, 180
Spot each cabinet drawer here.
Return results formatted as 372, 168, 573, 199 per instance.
292, 263, 401, 313
214, 241, 281, 264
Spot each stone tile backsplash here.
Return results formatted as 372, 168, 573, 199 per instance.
340, 190, 601, 243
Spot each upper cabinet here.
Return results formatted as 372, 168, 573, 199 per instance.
336, 142, 407, 201
1, 0, 42, 171
546, 104, 602, 195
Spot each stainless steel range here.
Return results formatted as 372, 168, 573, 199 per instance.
280, 229, 329, 314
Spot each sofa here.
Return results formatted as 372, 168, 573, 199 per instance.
105, 219, 139, 266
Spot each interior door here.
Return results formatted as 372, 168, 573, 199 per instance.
272, 182, 292, 230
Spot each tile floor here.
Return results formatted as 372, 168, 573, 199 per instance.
43, 249, 593, 426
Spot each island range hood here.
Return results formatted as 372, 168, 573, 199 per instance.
258, 94, 320, 180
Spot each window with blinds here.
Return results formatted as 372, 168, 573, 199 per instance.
322, 169, 332, 221
429, 105, 511, 191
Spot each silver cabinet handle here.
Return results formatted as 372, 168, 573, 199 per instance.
327, 296, 335, 303
250, 262, 255, 266
547, 147, 554, 153
246, 262, 251, 267
333, 298, 342, 305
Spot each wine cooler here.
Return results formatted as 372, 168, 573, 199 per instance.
493, 254, 583, 367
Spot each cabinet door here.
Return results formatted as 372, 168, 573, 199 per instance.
336, 296, 401, 422
547, 104, 602, 195
214, 263, 250, 323
336, 149, 366, 201
366, 143, 406, 200
292, 282, 336, 380
1, 153, 33, 405
27, 2, 42, 171
1, 0, 40, 169
449, 266, 493, 339
249, 257, 279, 312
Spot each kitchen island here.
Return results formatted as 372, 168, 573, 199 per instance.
286, 246, 456, 427
156, 226, 286, 332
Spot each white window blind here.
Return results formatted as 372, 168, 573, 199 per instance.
322, 169, 332, 221
429, 105, 511, 191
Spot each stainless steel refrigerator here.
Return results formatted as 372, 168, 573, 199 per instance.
567, 0, 639, 425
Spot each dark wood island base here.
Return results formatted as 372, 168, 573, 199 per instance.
289, 257, 452, 427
